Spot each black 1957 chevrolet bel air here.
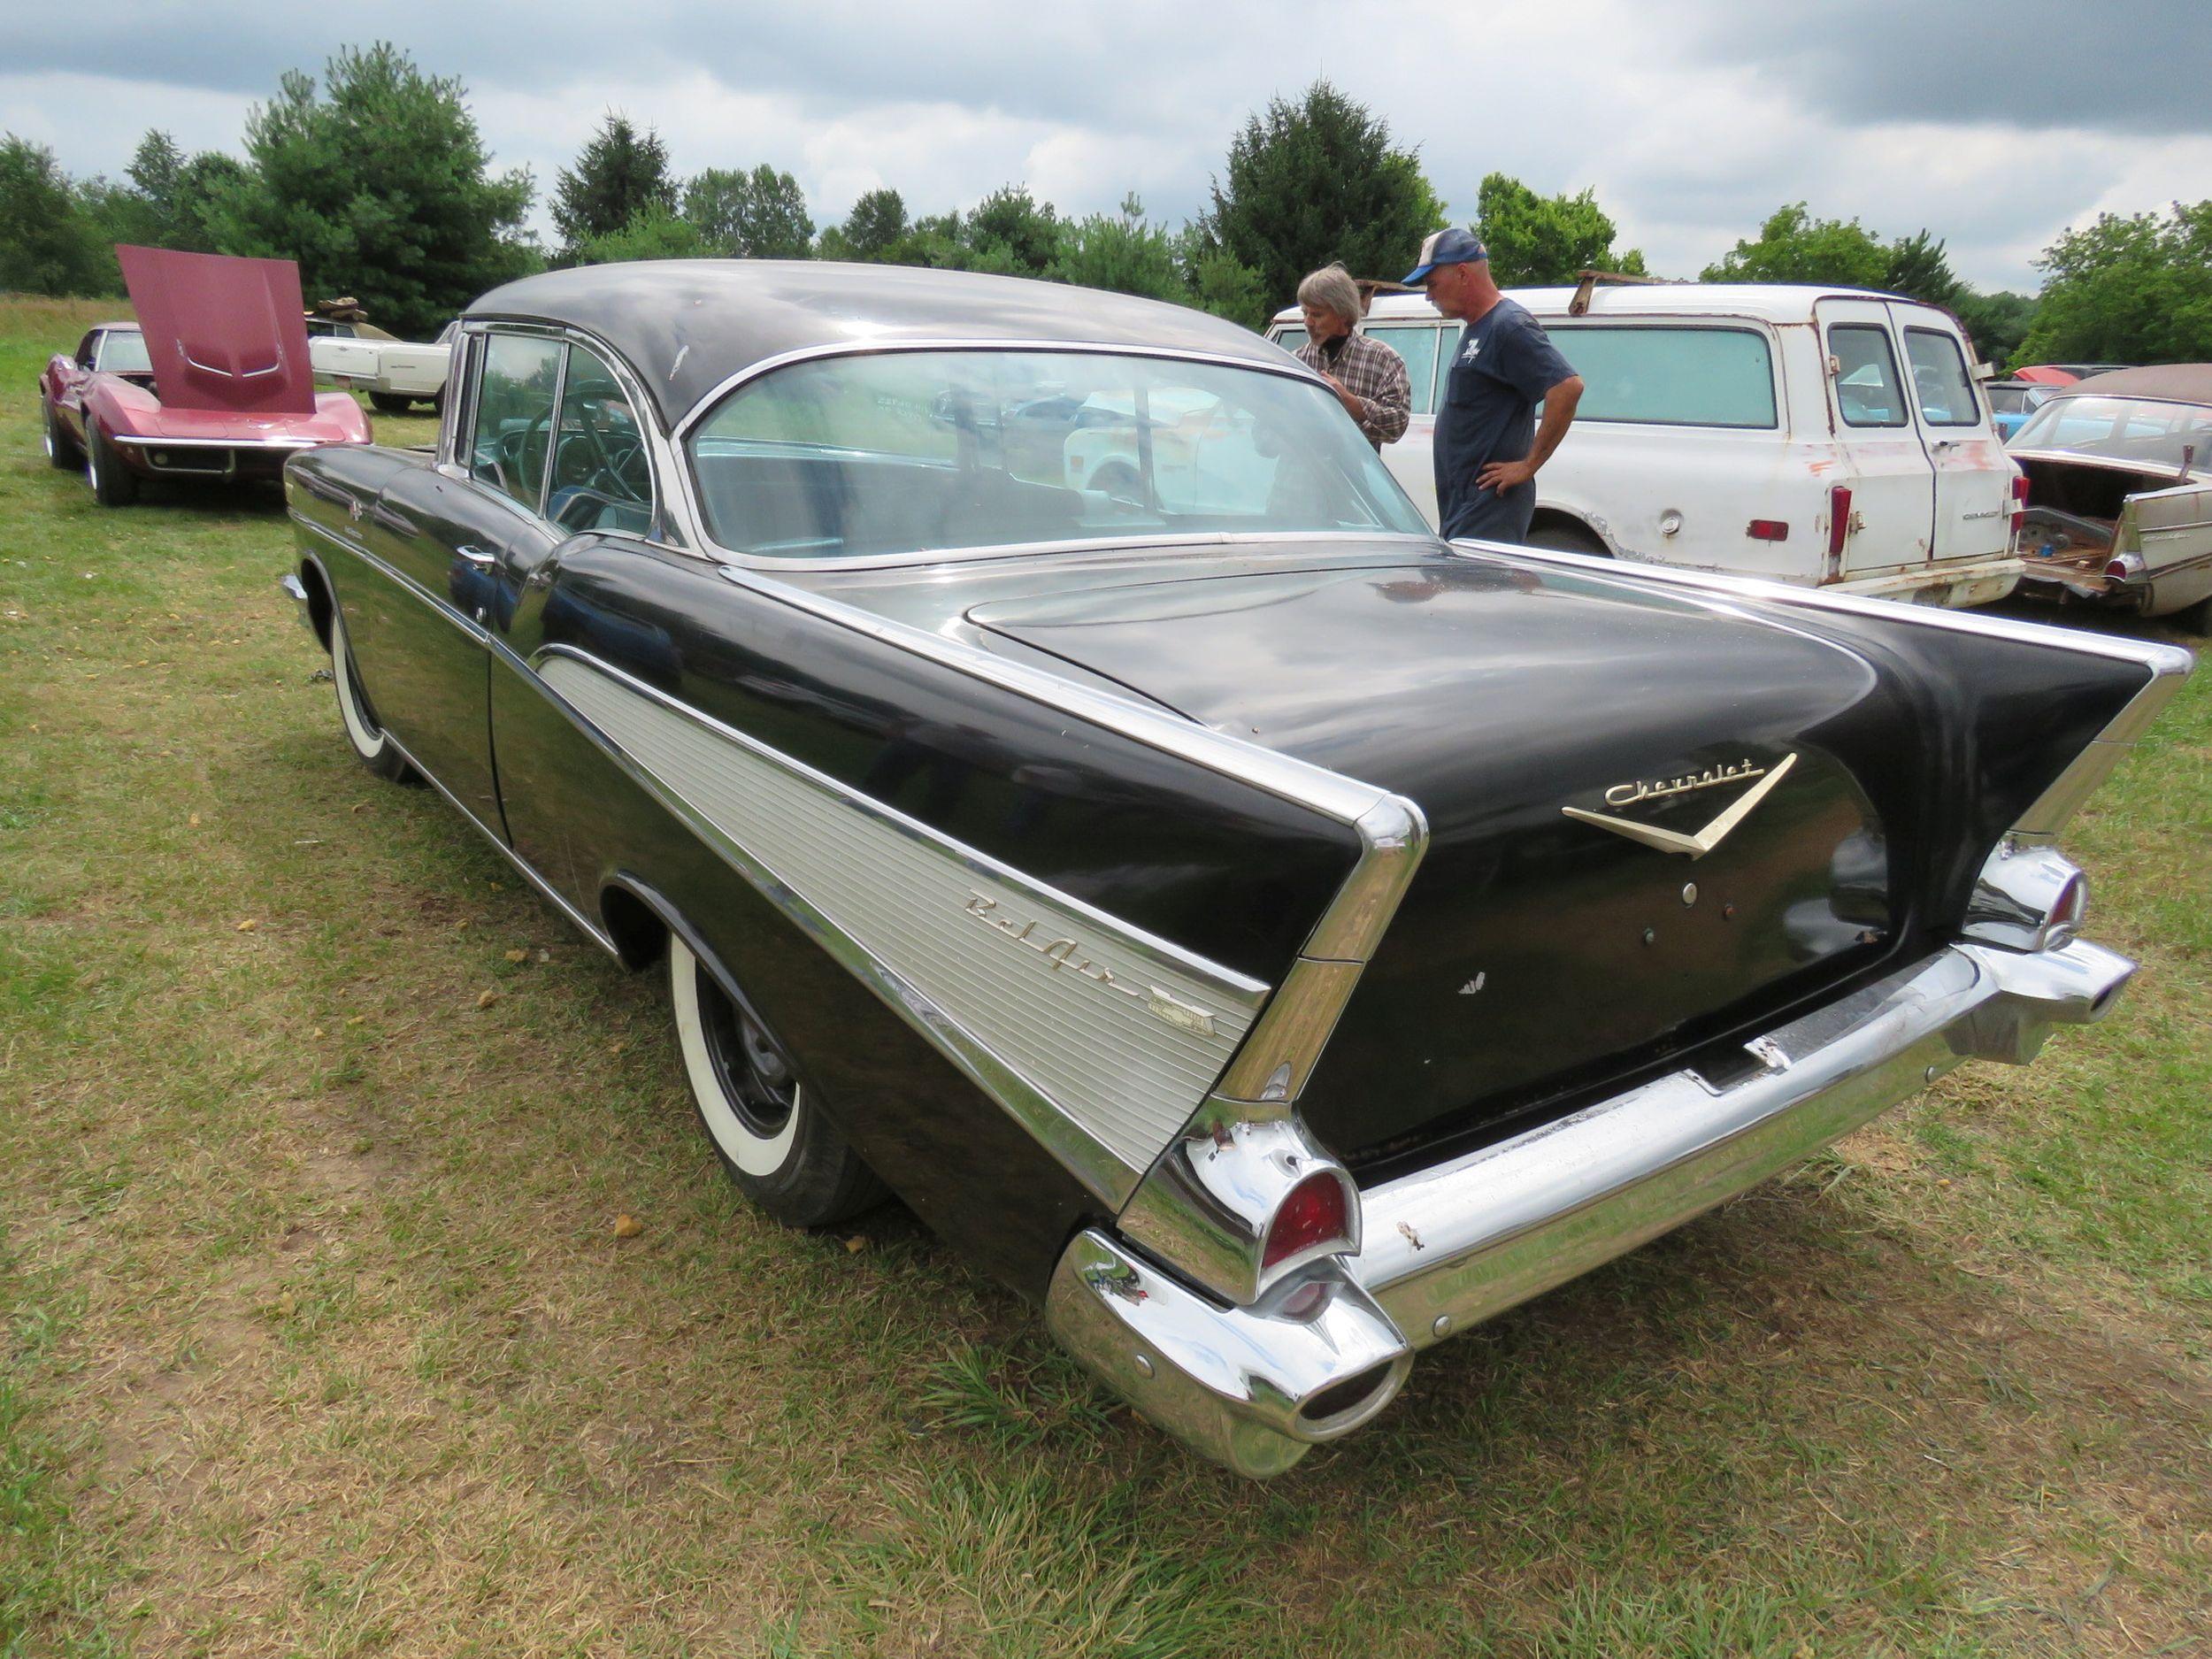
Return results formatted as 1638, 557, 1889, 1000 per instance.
280, 261, 2192, 1476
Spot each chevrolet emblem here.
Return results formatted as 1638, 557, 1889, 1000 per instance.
1562, 753, 1797, 859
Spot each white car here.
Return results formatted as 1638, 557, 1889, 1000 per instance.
1268, 284, 2025, 609
306, 317, 455, 415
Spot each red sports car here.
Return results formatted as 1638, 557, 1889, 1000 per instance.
39, 246, 372, 506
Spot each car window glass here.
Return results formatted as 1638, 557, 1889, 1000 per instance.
2012, 395, 2212, 472
1904, 328, 1978, 427
471, 334, 565, 511
1549, 326, 1777, 427
1274, 326, 1310, 355
1363, 325, 1442, 417
93, 332, 151, 375
74, 331, 98, 367
1830, 325, 1908, 428
547, 342, 655, 534
688, 349, 1429, 560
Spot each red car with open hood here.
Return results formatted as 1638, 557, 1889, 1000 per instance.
39, 246, 372, 505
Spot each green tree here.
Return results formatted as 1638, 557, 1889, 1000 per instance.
553, 112, 676, 261
829, 187, 908, 260
1702, 202, 1888, 288
963, 184, 1062, 275
1475, 173, 1646, 286
1195, 81, 1447, 313
577, 204, 705, 264
684, 164, 813, 258
0, 135, 109, 296
2015, 201, 2212, 367
205, 43, 536, 336
1952, 288, 2038, 368
1052, 192, 1181, 301
1881, 228, 1960, 308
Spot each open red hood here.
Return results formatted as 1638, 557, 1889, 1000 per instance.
116, 245, 317, 416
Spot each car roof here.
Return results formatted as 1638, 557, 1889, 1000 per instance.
466, 260, 1300, 428
2057, 364, 2212, 405
1271, 283, 1938, 326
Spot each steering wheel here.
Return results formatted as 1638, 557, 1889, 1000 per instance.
560, 396, 650, 504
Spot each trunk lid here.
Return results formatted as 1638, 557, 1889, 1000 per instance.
969, 554, 1908, 1164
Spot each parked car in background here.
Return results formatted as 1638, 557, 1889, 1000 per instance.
305, 304, 455, 414
39, 246, 371, 506
2016, 364, 2129, 387
2009, 365, 2212, 631
283, 259, 2186, 1476
1986, 378, 2057, 441
1269, 284, 2024, 609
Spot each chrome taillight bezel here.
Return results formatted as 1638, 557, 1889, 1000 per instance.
1963, 840, 2089, 953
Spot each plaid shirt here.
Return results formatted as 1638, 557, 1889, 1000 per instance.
1297, 328, 1411, 449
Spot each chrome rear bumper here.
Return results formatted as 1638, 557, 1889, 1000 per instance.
1047, 936, 2133, 1477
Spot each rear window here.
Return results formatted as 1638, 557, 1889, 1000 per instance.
1548, 325, 1778, 428
1830, 325, 1909, 428
1904, 327, 1979, 426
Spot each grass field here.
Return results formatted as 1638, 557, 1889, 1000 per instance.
1, 291, 2208, 1658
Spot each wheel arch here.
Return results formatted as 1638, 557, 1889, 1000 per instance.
1526, 507, 1616, 555
295, 550, 337, 651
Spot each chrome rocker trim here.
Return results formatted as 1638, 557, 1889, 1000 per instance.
1049, 933, 2135, 1478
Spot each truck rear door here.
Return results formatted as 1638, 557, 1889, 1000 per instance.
1891, 303, 2015, 565
1816, 296, 1934, 575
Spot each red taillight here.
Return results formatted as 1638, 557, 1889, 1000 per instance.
1747, 518, 1789, 541
1826, 485, 1854, 572
2048, 872, 2087, 941
2010, 473, 2030, 542
1263, 1172, 1349, 1269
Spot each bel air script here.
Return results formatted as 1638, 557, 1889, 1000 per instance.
964, 892, 1219, 1037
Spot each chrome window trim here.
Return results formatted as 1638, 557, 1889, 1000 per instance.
531, 642, 1271, 1203
668, 338, 1419, 572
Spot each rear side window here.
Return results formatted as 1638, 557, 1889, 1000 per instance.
1550, 326, 1778, 428
1274, 326, 1310, 355
547, 343, 656, 534
1830, 325, 1909, 427
1904, 328, 1979, 426
1363, 324, 1443, 416
471, 334, 564, 511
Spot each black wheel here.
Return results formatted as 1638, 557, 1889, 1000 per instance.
328, 603, 418, 783
2169, 595, 2211, 638
84, 424, 139, 507
1525, 519, 1608, 556
369, 392, 414, 416
42, 402, 81, 469
668, 936, 885, 1228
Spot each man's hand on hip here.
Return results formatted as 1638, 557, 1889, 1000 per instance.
1477, 457, 1538, 493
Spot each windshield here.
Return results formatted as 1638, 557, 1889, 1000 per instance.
2011, 394, 2212, 474
96, 331, 153, 374
686, 349, 1430, 560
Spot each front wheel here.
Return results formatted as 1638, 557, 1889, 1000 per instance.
668, 936, 884, 1228
329, 603, 417, 783
368, 392, 414, 416
85, 425, 139, 507
42, 402, 81, 469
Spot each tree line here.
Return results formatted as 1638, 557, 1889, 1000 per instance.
4, 42, 2208, 370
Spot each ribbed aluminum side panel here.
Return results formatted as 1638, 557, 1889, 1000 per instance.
540, 654, 1267, 1179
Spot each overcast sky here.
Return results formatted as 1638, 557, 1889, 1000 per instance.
5, 1, 2209, 293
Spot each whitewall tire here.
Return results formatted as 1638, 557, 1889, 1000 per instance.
329, 603, 415, 782
668, 934, 883, 1227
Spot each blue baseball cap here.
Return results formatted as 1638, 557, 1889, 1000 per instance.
1402, 227, 1488, 284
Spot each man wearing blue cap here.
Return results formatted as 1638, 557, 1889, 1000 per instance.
1403, 227, 1584, 543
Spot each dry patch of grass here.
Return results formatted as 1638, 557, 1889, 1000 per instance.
2, 294, 2208, 1656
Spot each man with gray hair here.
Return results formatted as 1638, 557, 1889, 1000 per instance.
1293, 264, 1409, 450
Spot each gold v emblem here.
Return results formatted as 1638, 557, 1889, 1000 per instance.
1562, 753, 1798, 860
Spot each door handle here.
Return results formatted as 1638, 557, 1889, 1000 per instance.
456, 544, 497, 567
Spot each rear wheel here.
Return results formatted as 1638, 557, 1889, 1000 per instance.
85, 425, 139, 507
368, 392, 414, 416
2170, 595, 2211, 638
668, 936, 884, 1228
1525, 519, 1608, 556
329, 603, 417, 783
42, 402, 81, 469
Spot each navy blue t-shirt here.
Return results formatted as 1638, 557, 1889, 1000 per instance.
1432, 298, 1578, 541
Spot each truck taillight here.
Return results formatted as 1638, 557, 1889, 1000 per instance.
1263, 1172, 1352, 1271
1824, 486, 1853, 580
2010, 473, 2030, 542
1746, 519, 1789, 541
